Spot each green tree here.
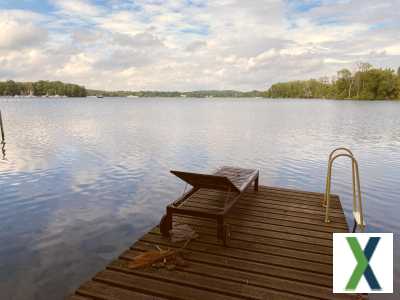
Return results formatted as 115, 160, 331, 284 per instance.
335, 69, 353, 99
266, 63, 400, 100
362, 69, 400, 99
354, 62, 372, 98
0, 80, 87, 97
3, 80, 20, 96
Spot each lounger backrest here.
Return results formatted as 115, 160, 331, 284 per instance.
171, 170, 240, 193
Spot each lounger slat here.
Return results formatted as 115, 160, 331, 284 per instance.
171, 171, 241, 193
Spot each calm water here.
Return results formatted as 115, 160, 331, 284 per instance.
0, 97, 399, 299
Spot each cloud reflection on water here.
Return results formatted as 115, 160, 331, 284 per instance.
0, 97, 399, 299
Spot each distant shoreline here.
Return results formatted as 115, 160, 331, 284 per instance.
2, 62, 400, 101
1, 95, 399, 101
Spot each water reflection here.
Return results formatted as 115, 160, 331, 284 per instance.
0, 97, 399, 299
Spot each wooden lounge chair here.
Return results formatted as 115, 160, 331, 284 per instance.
159, 166, 259, 245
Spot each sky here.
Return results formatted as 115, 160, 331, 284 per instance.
0, 0, 399, 91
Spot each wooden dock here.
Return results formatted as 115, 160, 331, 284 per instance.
68, 186, 365, 300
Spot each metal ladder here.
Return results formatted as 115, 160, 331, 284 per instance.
323, 148, 365, 232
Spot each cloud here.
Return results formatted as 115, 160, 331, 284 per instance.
0, 1, 400, 90
0, 10, 48, 50
52, 0, 104, 17
185, 40, 207, 52
112, 32, 164, 48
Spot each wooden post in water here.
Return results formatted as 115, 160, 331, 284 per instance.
0, 110, 5, 142
0, 110, 5, 143
0, 110, 5, 160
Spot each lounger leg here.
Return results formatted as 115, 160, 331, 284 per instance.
217, 216, 224, 242
254, 175, 259, 191
160, 207, 173, 237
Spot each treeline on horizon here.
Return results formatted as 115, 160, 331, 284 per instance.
267, 63, 400, 100
86, 89, 265, 98
1, 63, 399, 100
0, 80, 87, 97
0, 80, 263, 98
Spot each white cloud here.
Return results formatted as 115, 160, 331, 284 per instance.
384, 44, 400, 56
52, 0, 103, 17
0, 1, 400, 90
57, 53, 94, 75
0, 11, 48, 50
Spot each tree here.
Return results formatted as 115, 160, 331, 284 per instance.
336, 69, 353, 99
265, 63, 400, 100
0, 80, 87, 97
3, 80, 19, 96
354, 62, 372, 98
356, 62, 372, 73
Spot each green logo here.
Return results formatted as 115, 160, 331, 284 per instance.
345, 237, 381, 290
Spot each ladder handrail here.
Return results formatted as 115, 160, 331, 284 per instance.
324, 148, 365, 232
324, 147, 356, 208
328, 147, 354, 160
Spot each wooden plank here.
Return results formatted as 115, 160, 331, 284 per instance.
261, 186, 339, 199
231, 204, 346, 226
175, 214, 336, 240
186, 196, 347, 222
185, 190, 345, 217
240, 195, 343, 213
141, 232, 332, 274
68, 295, 92, 300
177, 227, 332, 260
128, 242, 332, 286
175, 213, 336, 244
95, 269, 250, 300
118, 251, 357, 300
176, 206, 341, 242
236, 196, 342, 213
198, 188, 342, 210
178, 212, 346, 235
106, 263, 318, 300
173, 187, 348, 230
198, 187, 332, 204
183, 201, 347, 228
77, 280, 168, 300
68, 185, 359, 300
227, 208, 347, 230
172, 218, 333, 255
122, 248, 329, 293
235, 201, 345, 219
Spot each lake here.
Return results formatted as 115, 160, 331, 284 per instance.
0, 97, 399, 299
